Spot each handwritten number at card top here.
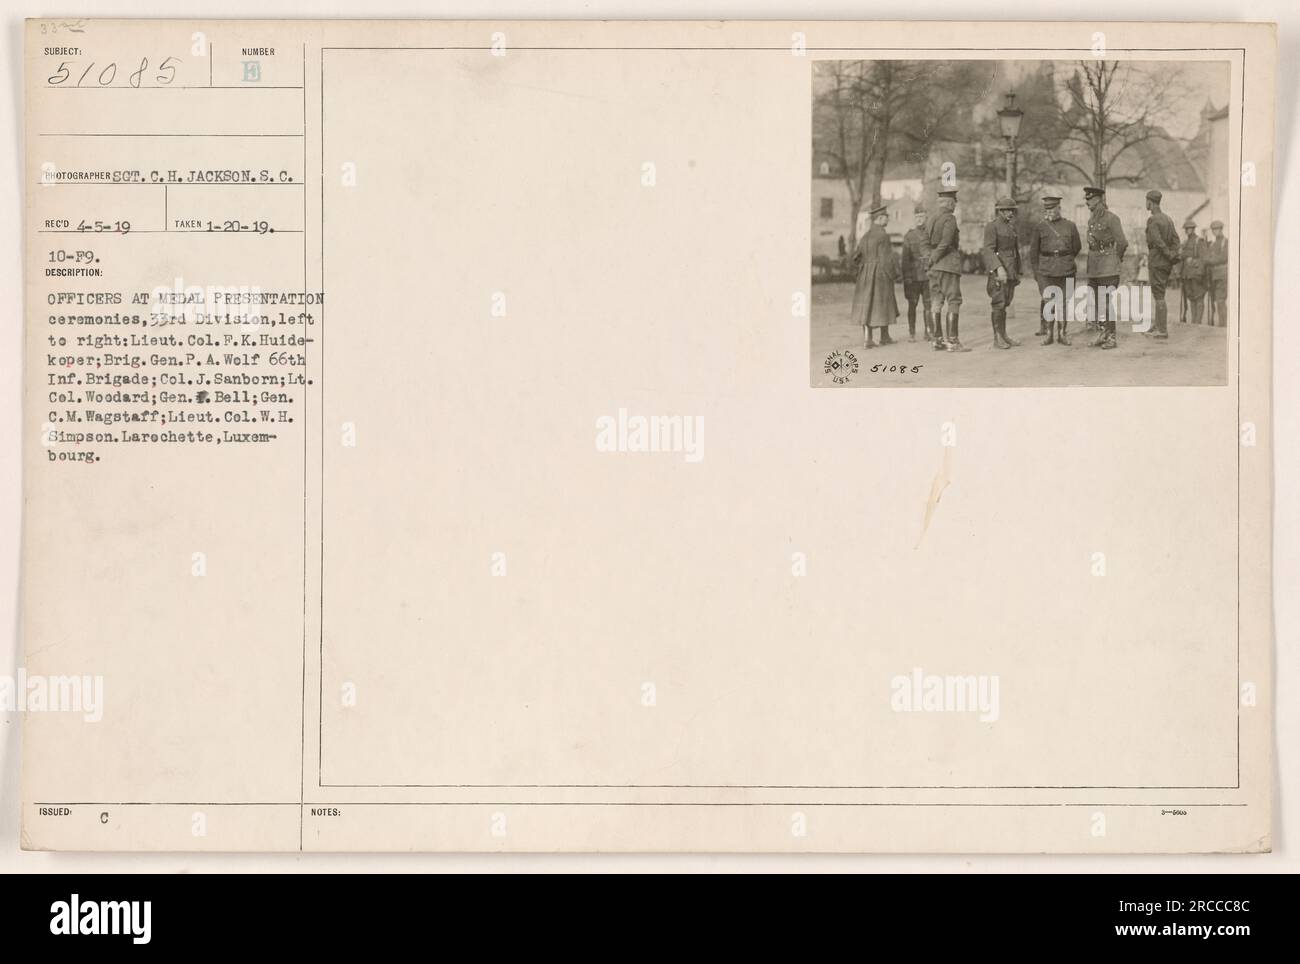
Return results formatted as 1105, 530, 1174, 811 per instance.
47, 56, 180, 88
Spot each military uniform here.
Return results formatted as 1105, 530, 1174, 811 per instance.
1027, 195, 1082, 345
926, 189, 967, 351
850, 205, 899, 348
1143, 190, 1181, 339
1204, 221, 1229, 327
900, 205, 933, 340
981, 197, 1022, 349
1085, 187, 1128, 349
1177, 219, 1208, 325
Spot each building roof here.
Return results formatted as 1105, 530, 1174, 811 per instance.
1203, 100, 1229, 122
1101, 128, 1205, 193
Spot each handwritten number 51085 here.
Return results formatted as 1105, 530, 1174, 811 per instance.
47, 56, 180, 88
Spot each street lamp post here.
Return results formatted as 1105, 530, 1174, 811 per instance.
997, 91, 1024, 202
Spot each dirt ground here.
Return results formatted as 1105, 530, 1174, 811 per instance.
810, 277, 1229, 388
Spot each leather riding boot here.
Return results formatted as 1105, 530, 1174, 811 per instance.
999, 311, 1020, 346
992, 310, 1009, 349
1042, 318, 1055, 345
1102, 318, 1117, 349
1058, 319, 1071, 345
946, 312, 970, 352
932, 311, 946, 349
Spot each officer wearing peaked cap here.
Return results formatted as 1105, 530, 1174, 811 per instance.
927, 188, 968, 351
982, 196, 1022, 349
899, 202, 933, 341
1084, 185, 1127, 349
1027, 194, 1082, 345
1143, 189, 1181, 340
849, 204, 899, 348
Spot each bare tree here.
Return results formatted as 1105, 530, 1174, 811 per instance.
813, 61, 880, 249
813, 61, 987, 247
1050, 60, 1188, 189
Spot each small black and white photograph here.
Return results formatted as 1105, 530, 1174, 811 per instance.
811, 58, 1232, 387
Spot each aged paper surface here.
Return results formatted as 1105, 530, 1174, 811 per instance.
21, 19, 1274, 852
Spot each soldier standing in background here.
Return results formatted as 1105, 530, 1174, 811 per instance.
1027, 195, 1082, 345
981, 197, 1022, 349
1204, 219, 1229, 327
1084, 185, 1128, 350
1143, 189, 1181, 341
1178, 218, 1208, 325
900, 203, 933, 342
927, 189, 969, 352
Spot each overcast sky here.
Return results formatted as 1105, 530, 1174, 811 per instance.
985, 60, 1230, 142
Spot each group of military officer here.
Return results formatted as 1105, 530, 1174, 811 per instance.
1178, 215, 1231, 326
889, 186, 1228, 352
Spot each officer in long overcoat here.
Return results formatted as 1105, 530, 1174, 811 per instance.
850, 204, 899, 348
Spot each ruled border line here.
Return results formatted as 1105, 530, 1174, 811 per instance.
308, 44, 1247, 798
